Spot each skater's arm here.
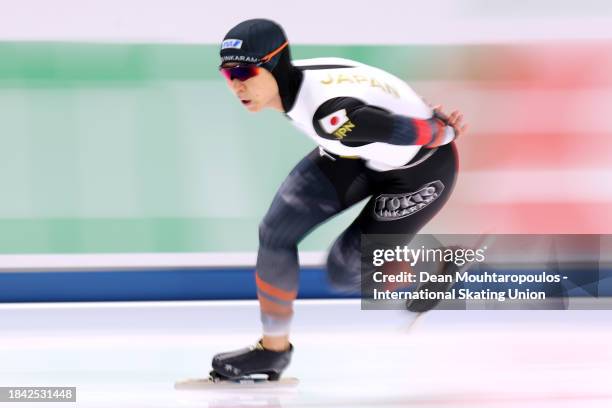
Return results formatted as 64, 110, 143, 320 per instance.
312, 97, 462, 148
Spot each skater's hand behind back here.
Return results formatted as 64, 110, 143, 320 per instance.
433, 104, 468, 141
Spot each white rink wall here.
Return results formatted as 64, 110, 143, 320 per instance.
1, 0, 612, 43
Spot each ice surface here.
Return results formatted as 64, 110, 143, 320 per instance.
1, 299, 611, 408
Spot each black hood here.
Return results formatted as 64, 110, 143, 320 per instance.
220, 18, 303, 112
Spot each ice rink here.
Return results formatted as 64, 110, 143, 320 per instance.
1, 299, 611, 408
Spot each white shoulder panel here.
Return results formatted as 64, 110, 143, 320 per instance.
287, 58, 433, 171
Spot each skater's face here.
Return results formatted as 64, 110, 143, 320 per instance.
221, 63, 281, 112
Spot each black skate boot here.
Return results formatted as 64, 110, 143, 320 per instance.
210, 340, 293, 382
405, 259, 457, 313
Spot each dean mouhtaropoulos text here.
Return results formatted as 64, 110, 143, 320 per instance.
372, 271, 564, 285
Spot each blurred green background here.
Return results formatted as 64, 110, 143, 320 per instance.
1, 43, 464, 253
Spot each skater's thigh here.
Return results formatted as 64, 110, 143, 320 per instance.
327, 144, 459, 289
361, 143, 458, 235
260, 149, 370, 246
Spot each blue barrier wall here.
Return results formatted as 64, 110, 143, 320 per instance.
1, 267, 611, 302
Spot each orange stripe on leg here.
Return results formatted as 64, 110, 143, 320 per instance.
256, 272, 297, 302
258, 294, 294, 318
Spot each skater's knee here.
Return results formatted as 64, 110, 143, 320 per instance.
258, 219, 275, 246
258, 209, 308, 248
258, 218, 293, 248
326, 250, 361, 293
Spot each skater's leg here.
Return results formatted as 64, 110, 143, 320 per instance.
256, 150, 371, 347
327, 144, 459, 304
211, 150, 371, 379
327, 223, 418, 293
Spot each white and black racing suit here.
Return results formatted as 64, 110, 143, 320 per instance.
255, 57, 459, 335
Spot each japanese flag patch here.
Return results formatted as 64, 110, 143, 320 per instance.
318, 109, 349, 134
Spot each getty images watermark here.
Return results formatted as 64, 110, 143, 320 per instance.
360, 234, 609, 310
